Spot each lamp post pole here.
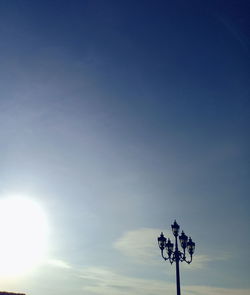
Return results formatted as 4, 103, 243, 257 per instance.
175, 233, 181, 295
157, 221, 195, 295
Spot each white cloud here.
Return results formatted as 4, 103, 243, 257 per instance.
79, 266, 250, 295
47, 259, 72, 269
79, 266, 175, 295
113, 228, 226, 269
182, 253, 229, 270
185, 285, 250, 295
114, 227, 170, 264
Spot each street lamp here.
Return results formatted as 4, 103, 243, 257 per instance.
157, 220, 195, 295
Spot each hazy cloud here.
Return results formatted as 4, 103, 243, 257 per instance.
114, 228, 226, 269
114, 227, 165, 264
47, 259, 72, 269
79, 267, 175, 295
79, 266, 250, 295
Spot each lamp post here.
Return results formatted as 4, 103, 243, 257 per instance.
157, 220, 195, 295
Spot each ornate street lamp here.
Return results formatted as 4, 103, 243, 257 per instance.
157, 220, 195, 295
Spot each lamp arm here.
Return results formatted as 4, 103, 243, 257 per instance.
161, 249, 175, 264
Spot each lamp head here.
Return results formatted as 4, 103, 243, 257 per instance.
179, 231, 188, 249
187, 237, 195, 255
166, 238, 174, 256
171, 220, 180, 236
158, 232, 166, 250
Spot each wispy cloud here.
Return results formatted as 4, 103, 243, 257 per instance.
79, 267, 175, 295
184, 285, 250, 295
79, 266, 250, 295
47, 259, 72, 269
114, 228, 227, 269
114, 227, 164, 264
182, 253, 229, 270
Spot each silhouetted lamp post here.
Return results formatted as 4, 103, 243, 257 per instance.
157, 220, 195, 295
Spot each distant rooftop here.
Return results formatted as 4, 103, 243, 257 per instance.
0, 292, 25, 295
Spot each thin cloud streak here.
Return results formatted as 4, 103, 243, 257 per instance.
79, 266, 250, 295
47, 259, 72, 269
114, 228, 223, 269
114, 228, 164, 264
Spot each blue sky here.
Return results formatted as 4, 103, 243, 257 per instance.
0, 1, 249, 294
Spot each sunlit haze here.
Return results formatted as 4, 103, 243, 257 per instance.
0, 196, 49, 276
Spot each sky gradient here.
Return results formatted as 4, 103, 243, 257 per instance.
0, 1, 249, 295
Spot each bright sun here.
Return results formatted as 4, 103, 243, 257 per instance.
0, 195, 49, 277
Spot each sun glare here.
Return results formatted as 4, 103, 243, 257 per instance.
0, 195, 49, 277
